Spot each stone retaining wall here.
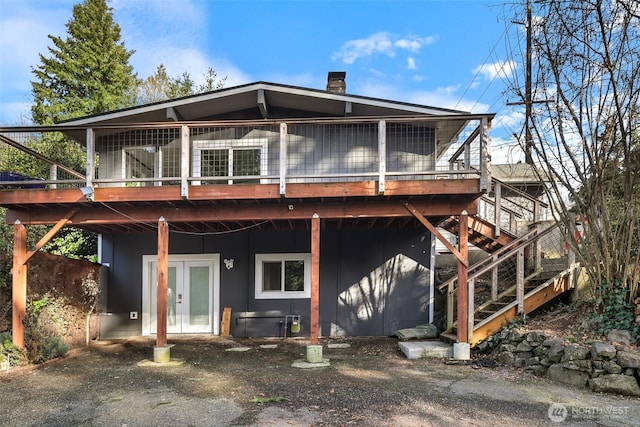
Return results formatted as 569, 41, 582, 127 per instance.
477, 328, 640, 397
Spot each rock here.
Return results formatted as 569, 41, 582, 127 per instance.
540, 357, 552, 367
516, 341, 532, 352
603, 360, 623, 374
533, 345, 546, 357
589, 374, 640, 397
508, 328, 525, 342
515, 352, 533, 368
498, 343, 517, 353
562, 360, 592, 372
607, 329, 632, 345
591, 368, 605, 378
526, 356, 540, 366
497, 351, 516, 366
592, 360, 604, 369
394, 323, 438, 340
525, 365, 547, 375
547, 344, 565, 363
542, 337, 563, 347
617, 350, 640, 368
591, 342, 617, 360
562, 343, 589, 361
547, 363, 589, 388
624, 368, 636, 376
526, 331, 546, 345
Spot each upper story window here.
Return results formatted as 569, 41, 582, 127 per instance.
255, 253, 311, 299
192, 139, 267, 185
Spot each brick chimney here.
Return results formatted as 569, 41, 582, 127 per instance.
326, 71, 346, 94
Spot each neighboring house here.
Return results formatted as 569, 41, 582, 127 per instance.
1, 72, 492, 345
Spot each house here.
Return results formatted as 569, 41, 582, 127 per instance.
2, 72, 497, 348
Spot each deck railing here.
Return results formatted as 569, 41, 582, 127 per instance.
1, 115, 491, 196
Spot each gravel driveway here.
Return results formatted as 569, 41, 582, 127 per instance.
1, 336, 639, 426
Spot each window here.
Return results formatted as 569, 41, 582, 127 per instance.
255, 253, 311, 299
192, 139, 267, 184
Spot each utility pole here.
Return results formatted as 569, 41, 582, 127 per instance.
525, 0, 533, 164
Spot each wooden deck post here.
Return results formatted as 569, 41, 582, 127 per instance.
310, 213, 320, 344
12, 220, 27, 348
156, 217, 169, 348
457, 210, 469, 343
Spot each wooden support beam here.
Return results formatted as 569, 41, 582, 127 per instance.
156, 217, 169, 348
457, 210, 469, 343
24, 208, 79, 264
403, 201, 468, 266
12, 221, 27, 348
310, 213, 320, 344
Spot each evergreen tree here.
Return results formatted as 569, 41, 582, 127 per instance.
30, 0, 138, 124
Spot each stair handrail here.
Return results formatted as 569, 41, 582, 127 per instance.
438, 222, 559, 293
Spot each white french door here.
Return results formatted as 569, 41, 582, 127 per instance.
142, 255, 220, 335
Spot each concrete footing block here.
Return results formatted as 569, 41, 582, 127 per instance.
453, 342, 471, 360
153, 345, 171, 363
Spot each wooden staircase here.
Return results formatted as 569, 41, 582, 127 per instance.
439, 215, 516, 253
437, 178, 579, 347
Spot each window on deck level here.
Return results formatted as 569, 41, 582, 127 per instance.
192, 139, 267, 185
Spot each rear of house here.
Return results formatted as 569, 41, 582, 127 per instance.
1, 73, 492, 342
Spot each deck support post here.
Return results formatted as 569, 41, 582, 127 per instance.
156, 217, 169, 350
310, 213, 320, 344
12, 221, 27, 348
456, 210, 469, 343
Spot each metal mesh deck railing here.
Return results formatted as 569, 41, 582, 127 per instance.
1, 116, 489, 190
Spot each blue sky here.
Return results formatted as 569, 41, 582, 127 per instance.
0, 0, 528, 162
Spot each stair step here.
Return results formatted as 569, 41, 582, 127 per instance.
439, 332, 458, 343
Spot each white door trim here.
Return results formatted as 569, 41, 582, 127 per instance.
142, 253, 220, 336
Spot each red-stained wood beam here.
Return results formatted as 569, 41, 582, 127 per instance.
24, 208, 79, 264
156, 217, 169, 348
12, 221, 27, 348
0, 179, 481, 206
7, 198, 478, 226
310, 213, 320, 344
403, 201, 468, 267
457, 210, 469, 343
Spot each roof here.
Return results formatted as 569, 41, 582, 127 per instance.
59, 81, 475, 126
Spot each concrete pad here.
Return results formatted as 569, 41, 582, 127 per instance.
259, 344, 278, 349
225, 346, 252, 352
398, 341, 453, 359
327, 343, 351, 349
137, 358, 185, 367
292, 358, 331, 369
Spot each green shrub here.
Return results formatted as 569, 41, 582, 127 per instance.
35, 335, 68, 363
591, 280, 640, 342
0, 331, 27, 367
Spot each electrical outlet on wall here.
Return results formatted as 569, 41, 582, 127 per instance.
130, 311, 138, 320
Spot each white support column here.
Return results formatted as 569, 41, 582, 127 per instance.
86, 128, 95, 189
181, 125, 190, 199
378, 120, 386, 195
479, 116, 491, 193
279, 123, 288, 196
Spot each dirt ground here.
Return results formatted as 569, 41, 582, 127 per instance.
1, 335, 639, 427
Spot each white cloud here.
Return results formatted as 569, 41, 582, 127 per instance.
332, 32, 436, 64
473, 60, 518, 81
407, 57, 417, 70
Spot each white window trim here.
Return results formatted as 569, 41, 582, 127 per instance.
192, 138, 268, 185
255, 253, 311, 299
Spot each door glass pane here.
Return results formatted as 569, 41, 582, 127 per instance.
167, 266, 177, 326
284, 260, 305, 291
262, 261, 282, 291
189, 266, 210, 326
